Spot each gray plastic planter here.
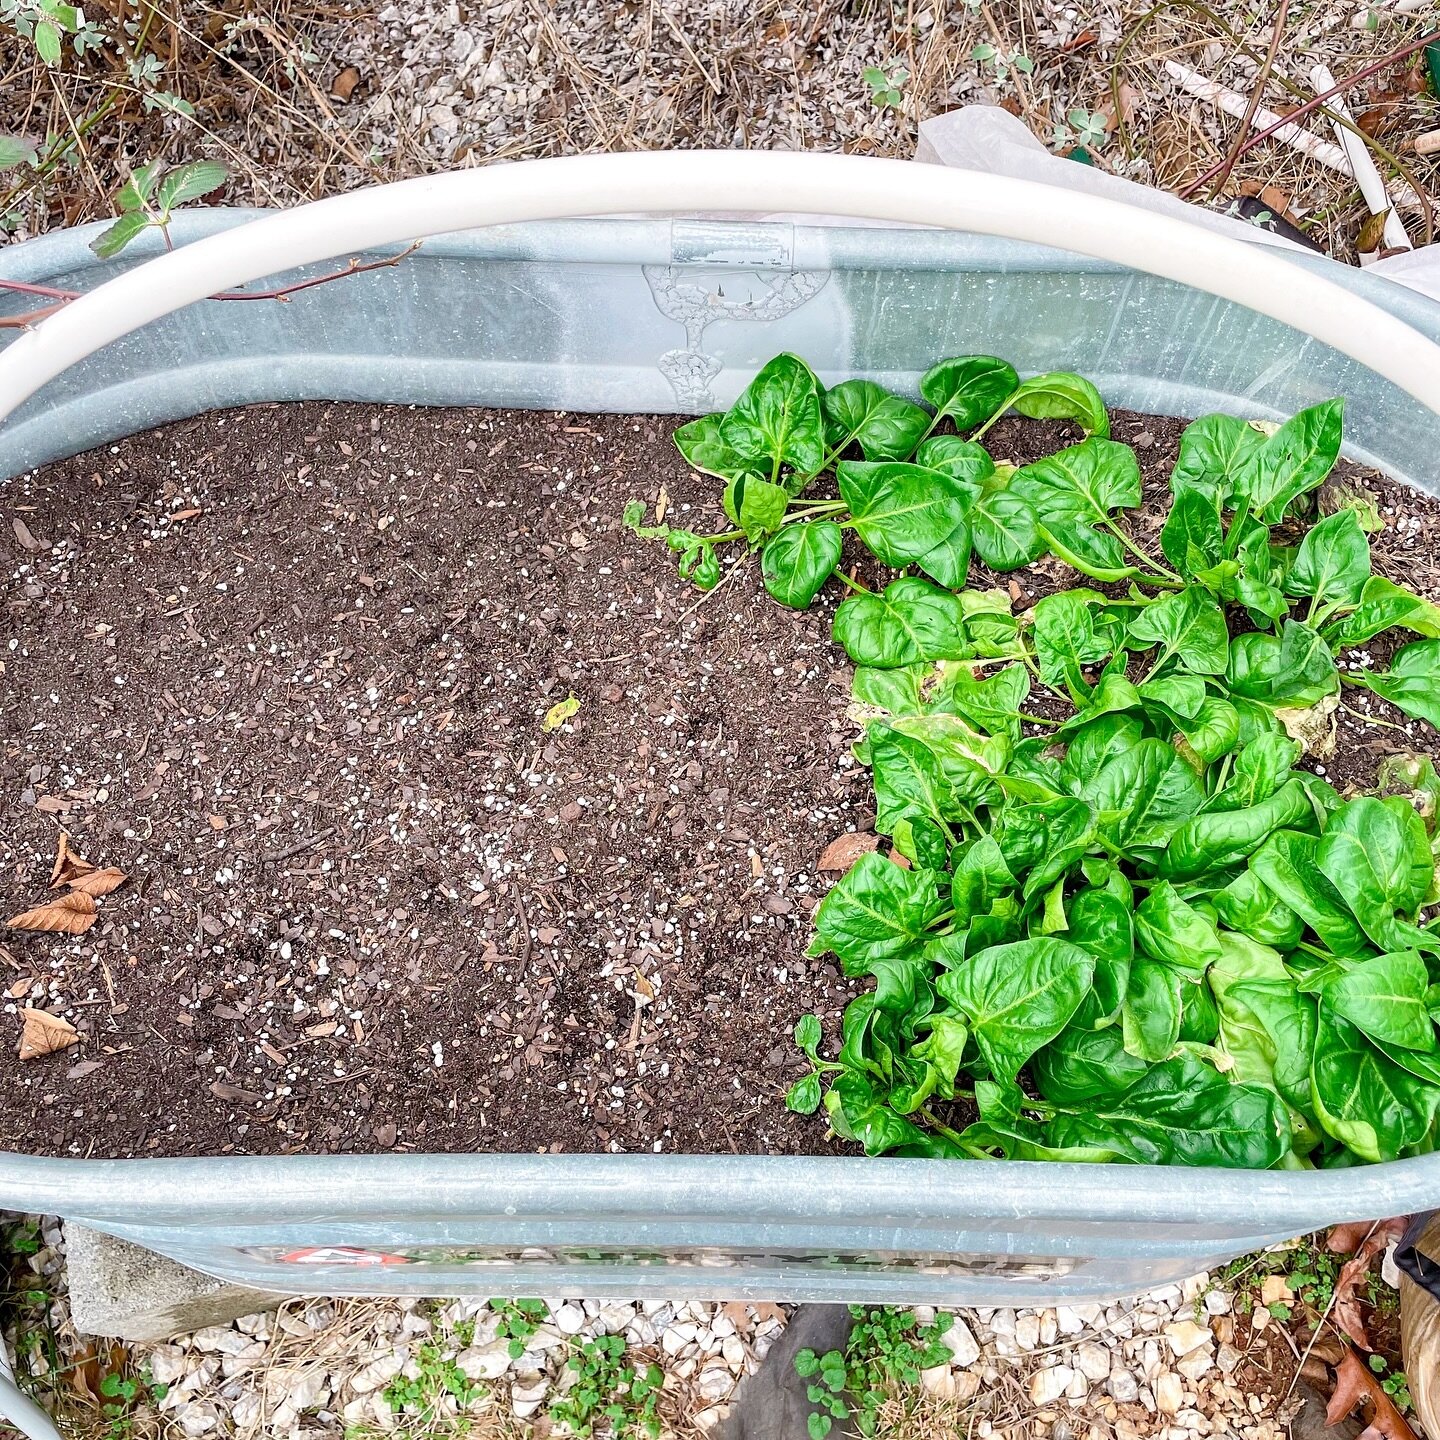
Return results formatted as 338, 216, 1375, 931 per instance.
2, 205, 1440, 1306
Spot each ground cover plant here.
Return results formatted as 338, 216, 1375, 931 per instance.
628, 352, 1440, 1170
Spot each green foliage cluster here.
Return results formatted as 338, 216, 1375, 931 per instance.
630, 352, 1440, 1169
549, 1334, 664, 1439
490, 1295, 548, 1358
795, 1306, 954, 1439
383, 1340, 482, 1424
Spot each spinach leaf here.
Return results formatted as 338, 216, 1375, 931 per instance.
1285, 508, 1370, 609
1160, 488, 1224, 578
673, 412, 755, 483
1066, 886, 1134, 1021
970, 485, 1045, 571
1321, 576, 1440, 648
723, 473, 789, 540
1159, 780, 1315, 883
1032, 590, 1118, 703
833, 577, 970, 668
1226, 621, 1339, 708
1035, 1022, 1151, 1104
870, 725, 963, 834
1321, 951, 1436, 1053
1049, 1053, 1290, 1168
1239, 399, 1344, 524
920, 355, 1020, 431
1310, 1012, 1435, 1163
1079, 739, 1205, 852
1007, 372, 1110, 437
1169, 414, 1265, 503
1212, 870, 1303, 950
1122, 960, 1183, 1062
1125, 586, 1229, 675
936, 937, 1095, 1083
808, 851, 946, 974
928, 661, 1030, 739
829, 1071, 932, 1155
1351, 640, 1440, 731
1250, 830, 1375, 957
836, 460, 978, 572
1011, 439, 1143, 583
822, 379, 930, 461
913, 435, 996, 483
1316, 796, 1434, 952
1207, 734, 1302, 812
718, 353, 826, 483
1135, 881, 1224, 975
1059, 712, 1146, 792
761, 521, 843, 609
1173, 698, 1241, 767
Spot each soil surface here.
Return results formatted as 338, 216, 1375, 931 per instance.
1, 403, 1436, 1160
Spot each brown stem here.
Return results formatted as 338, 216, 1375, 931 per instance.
0, 242, 421, 329
1199, 0, 1290, 202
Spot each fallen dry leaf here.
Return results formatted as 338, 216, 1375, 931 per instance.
541, 693, 580, 732
1326, 1348, 1418, 1440
655, 484, 670, 525
330, 64, 361, 101
11, 515, 45, 552
8, 891, 97, 935
209, 1079, 263, 1104
1357, 208, 1393, 254
49, 831, 95, 888
18, 1007, 78, 1060
65, 867, 126, 898
1327, 1216, 1408, 1349
818, 832, 880, 872
718, 1299, 786, 1334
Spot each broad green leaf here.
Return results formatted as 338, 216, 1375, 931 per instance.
1138, 672, 1208, 724
870, 725, 959, 833
994, 797, 1096, 898
1008, 372, 1110, 438
1351, 640, 1440, 731
927, 661, 1029, 739
1135, 881, 1224, 975
674, 412, 754, 482
1207, 733, 1301, 812
1125, 586, 1229, 675
1321, 952, 1436, 1053
822, 379, 930, 461
1178, 978, 1220, 1044
1223, 976, 1317, 1114
936, 938, 1094, 1084
832, 577, 969, 668
807, 851, 946, 974
1250, 830, 1374, 956
836, 460, 978, 569
1321, 576, 1440, 648
156, 159, 228, 210
919, 355, 1019, 431
1212, 870, 1303, 949
1035, 1020, 1150, 1104
1065, 886, 1133, 1020
1056, 675, 1143, 740
913, 436, 995, 483
1012, 436, 1142, 518
1059, 712, 1145, 792
946, 835, 1015, 927
786, 1073, 823, 1113
1160, 488, 1224, 579
1049, 1052, 1290, 1168
911, 1015, 971, 1101
89, 210, 151, 259
114, 161, 161, 213
1031, 590, 1116, 704
761, 522, 842, 609
1036, 516, 1134, 582
1239, 398, 1344, 524
723, 474, 788, 539
829, 1072, 931, 1156
1284, 509, 1370, 608
1316, 796, 1435, 952
1173, 698, 1241, 767
1169, 414, 1265, 503
794, 1013, 823, 1057
1079, 739, 1205, 852
34, 18, 62, 63
1310, 1012, 1434, 1162
0, 135, 38, 170
1226, 620, 1339, 708
970, 485, 1044, 570
719, 354, 825, 480
1159, 780, 1315, 882
1122, 959, 1182, 1061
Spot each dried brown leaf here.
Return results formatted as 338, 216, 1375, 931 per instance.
18, 1007, 78, 1060
1357, 208, 1392, 254
1328, 1216, 1407, 1349
330, 65, 361, 101
8, 891, 97, 935
49, 831, 95, 888
718, 1299, 786, 1335
817, 832, 880, 872
209, 1079, 263, 1104
11, 516, 45, 552
66, 867, 126, 898
1326, 1349, 1418, 1440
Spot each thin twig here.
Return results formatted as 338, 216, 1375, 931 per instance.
260, 827, 337, 865
1202, 0, 1291, 201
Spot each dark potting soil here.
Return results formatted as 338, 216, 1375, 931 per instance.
1, 404, 1437, 1160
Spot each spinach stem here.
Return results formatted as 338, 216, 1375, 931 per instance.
1223, 500, 1253, 560
1100, 517, 1183, 585
832, 569, 870, 594
970, 391, 1018, 443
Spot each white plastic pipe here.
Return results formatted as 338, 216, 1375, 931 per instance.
1311, 62, 1412, 257
3, 150, 1440, 421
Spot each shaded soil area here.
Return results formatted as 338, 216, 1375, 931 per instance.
0, 403, 1436, 1159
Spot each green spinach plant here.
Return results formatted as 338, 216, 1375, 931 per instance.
628, 351, 1440, 1170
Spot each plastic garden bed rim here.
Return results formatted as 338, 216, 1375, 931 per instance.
3, 150, 1440, 421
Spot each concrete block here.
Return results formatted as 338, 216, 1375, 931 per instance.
65, 1223, 285, 1342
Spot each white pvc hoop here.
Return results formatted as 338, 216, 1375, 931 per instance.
2, 150, 1440, 423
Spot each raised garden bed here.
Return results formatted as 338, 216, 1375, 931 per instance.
3, 380, 1438, 1165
